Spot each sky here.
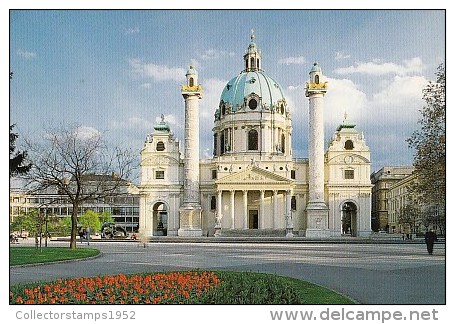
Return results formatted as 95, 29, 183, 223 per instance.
8, 9, 445, 183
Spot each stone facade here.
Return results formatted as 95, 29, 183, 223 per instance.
370, 166, 414, 232
139, 34, 373, 238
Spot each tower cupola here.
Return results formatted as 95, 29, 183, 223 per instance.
185, 65, 198, 88
305, 62, 328, 97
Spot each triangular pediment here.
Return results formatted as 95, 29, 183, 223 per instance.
216, 166, 292, 185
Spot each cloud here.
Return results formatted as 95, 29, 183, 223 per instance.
324, 78, 369, 126
16, 49, 37, 59
129, 59, 186, 82
198, 77, 228, 156
334, 57, 425, 76
199, 77, 227, 121
73, 126, 100, 140
372, 75, 427, 117
201, 49, 235, 60
125, 27, 140, 35
278, 56, 306, 65
335, 51, 351, 61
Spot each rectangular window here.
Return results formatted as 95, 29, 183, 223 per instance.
291, 170, 296, 179
212, 170, 217, 179
291, 196, 297, 211
344, 169, 354, 179
210, 196, 216, 210
156, 170, 165, 179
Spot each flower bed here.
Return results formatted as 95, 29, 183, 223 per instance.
10, 271, 221, 304
10, 271, 353, 304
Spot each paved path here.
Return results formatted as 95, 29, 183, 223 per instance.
10, 240, 445, 304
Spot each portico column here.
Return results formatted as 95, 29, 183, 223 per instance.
259, 190, 265, 229
285, 190, 291, 221
273, 190, 278, 229
285, 190, 294, 237
230, 190, 235, 229
243, 190, 248, 229
217, 190, 223, 224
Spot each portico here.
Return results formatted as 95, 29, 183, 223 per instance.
215, 166, 294, 230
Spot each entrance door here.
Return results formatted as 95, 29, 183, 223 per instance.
249, 210, 259, 229
341, 202, 357, 237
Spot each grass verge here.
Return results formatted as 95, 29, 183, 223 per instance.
10, 247, 100, 266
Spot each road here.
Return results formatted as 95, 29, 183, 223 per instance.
10, 240, 445, 304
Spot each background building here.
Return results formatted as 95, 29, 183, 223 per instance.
370, 166, 414, 232
10, 176, 140, 234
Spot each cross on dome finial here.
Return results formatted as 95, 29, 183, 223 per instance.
343, 111, 348, 123
161, 114, 165, 122
250, 29, 255, 42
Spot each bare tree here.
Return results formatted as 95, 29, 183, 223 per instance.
24, 125, 136, 249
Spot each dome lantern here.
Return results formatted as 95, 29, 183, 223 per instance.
243, 29, 261, 72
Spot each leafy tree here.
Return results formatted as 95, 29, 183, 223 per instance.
79, 210, 101, 232
407, 63, 445, 207
397, 204, 420, 234
23, 124, 136, 249
10, 124, 32, 177
10, 213, 36, 236
46, 217, 72, 237
99, 210, 114, 224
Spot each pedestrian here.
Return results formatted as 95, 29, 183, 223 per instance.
86, 226, 91, 246
424, 229, 438, 255
78, 228, 84, 244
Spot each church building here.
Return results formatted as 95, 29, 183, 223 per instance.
138, 33, 372, 238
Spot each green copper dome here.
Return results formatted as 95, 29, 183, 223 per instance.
219, 70, 286, 112
153, 115, 170, 133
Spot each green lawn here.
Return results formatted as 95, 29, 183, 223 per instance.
204, 271, 354, 304
10, 247, 100, 266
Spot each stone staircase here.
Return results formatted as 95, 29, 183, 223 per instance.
219, 229, 287, 237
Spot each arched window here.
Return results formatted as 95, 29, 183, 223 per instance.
344, 140, 354, 150
156, 141, 165, 151
250, 57, 255, 69
281, 134, 286, 153
257, 58, 260, 70
315, 75, 320, 84
248, 129, 258, 150
189, 77, 194, 87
